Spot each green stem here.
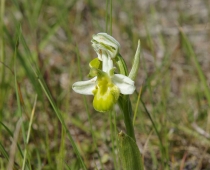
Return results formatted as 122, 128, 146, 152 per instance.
109, 0, 112, 35
118, 95, 136, 141
116, 54, 136, 141
109, 110, 118, 169
105, 0, 109, 33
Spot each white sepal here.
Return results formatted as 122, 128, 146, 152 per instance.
72, 77, 96, 95
112, 74, 135, 94
91, 33, 120, 59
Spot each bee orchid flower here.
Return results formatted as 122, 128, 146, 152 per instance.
72, 33, 138, 112
72, 52, 135, 112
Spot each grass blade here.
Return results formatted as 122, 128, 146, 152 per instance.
22, 95, 37, 170
180, 29, 210, 106
15, 25, 87, 169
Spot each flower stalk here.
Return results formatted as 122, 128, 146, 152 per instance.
116, 41, 141, 141
118, 95, 136, 141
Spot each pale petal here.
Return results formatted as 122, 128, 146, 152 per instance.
72, 77, 96, 95
101, 51, 113, 74
92, 43, 114, 59
94, 33, 120, 49
112, 74, 135, 94
101, 51, 108, 72
92, 43, 102, 60
92, 33, 120, 58
107, 56, 113, 72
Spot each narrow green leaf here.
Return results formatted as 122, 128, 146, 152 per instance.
129, 40, 141, 81
180, 29, 210, 107
15, 27, 87, 169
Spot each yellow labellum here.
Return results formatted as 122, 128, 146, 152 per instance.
92, 74, 120, 112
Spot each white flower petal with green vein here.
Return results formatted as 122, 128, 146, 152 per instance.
112, 74, 135, 94
93, 33, 120, 49
101, 52, 113, 74
72, 77, 96, 95
91, 33, 120, 59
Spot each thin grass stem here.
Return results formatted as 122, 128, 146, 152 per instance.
140, 98, 169, 168
133, 86, 142, 125
106, 0, 109, 33
109, 0, 112, 35
22, 95, 37, 170
109, 110, 118, 169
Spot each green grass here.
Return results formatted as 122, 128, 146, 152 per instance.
1, 0, 210, 169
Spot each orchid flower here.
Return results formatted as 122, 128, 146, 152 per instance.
72, 36, 135, 112
72, 33, 137, 112
72, 60, 135, 112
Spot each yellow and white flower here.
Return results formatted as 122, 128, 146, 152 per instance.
72, 63, 135, 112
72, 33, 136, 112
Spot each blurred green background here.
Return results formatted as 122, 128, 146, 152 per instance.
1, 0, 210, 169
